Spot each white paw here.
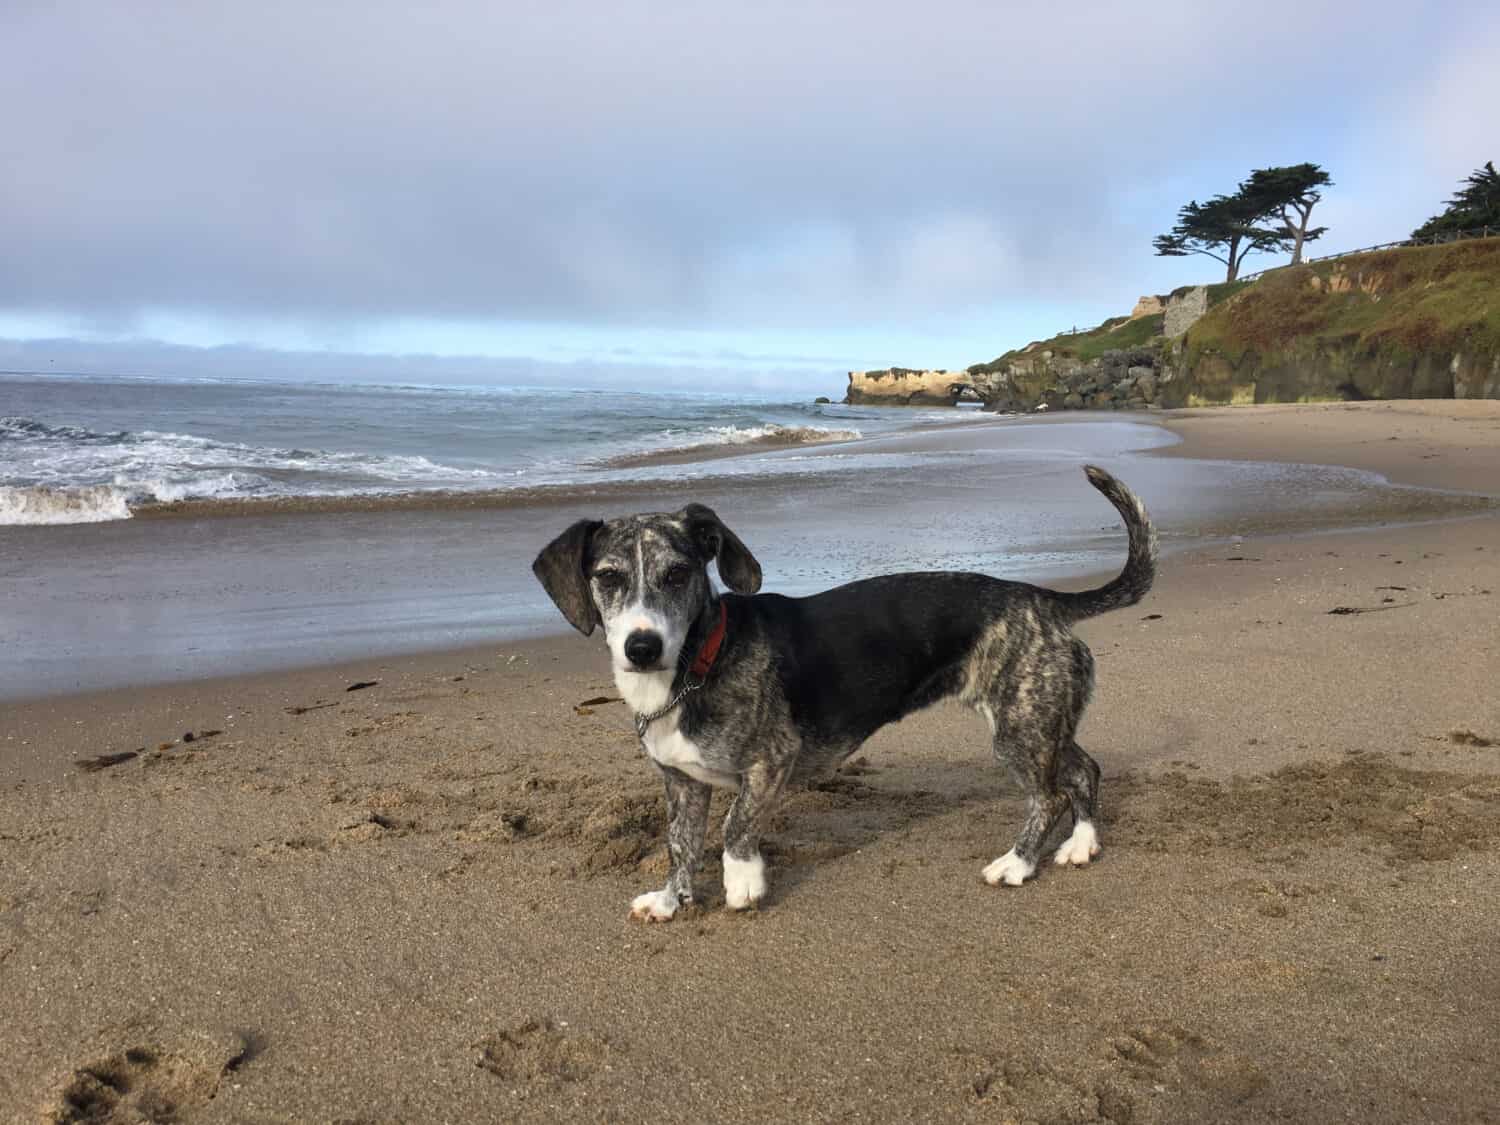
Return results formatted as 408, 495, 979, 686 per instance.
982, 849, 1036, 887
723, 851, 767, 911
629, 889, 679, 923
1053, 820, 1101, 867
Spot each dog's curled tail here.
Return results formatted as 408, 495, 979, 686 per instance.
1058, 465, 1157, 621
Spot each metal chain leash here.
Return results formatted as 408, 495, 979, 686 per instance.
633, 677, 703, 740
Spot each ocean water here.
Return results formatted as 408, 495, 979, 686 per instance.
0, 373, 981, 525
6, 369, 1491, 700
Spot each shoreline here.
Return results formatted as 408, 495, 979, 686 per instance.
4, 401, 1497, 726
4, 504, 1496, 787
1151, 399, 1500, 494
4, 404, 1497, 708
100, 411, 994, 521
9, 399, 1494, 525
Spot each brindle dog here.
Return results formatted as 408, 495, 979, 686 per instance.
533, 465, 1155, 920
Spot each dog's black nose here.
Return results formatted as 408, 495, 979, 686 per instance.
624, 630, 663, 669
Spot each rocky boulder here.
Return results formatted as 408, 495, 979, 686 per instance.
971, 344, 1171, 414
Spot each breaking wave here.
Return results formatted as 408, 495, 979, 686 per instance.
0, 484, 135, 525
595, 423, 862, 469
0, 414, 513, 525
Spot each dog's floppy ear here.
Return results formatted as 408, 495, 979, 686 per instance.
680, 503, 762, 594
532, 519, 604, 635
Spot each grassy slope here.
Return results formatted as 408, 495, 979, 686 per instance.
1171, 279, 1254, 305
966, 282, 1248, 375
968, 313, 1165, 374
1186, 239, 1500, 371
964, 241, 1498, 404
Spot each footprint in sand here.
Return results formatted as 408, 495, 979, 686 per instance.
49, 1034, 254, 1123
473, 1017, 612, 1085
957, 1023, 1266, 1122
1110, 1023, 1266, 1103
960, 1047, 1127, 1123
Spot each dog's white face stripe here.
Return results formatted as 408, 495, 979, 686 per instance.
605, 597, 679, 664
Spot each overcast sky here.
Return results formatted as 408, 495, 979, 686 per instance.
2, 0, 1496, 395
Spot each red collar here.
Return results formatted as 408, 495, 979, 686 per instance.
688, 600, 729, 680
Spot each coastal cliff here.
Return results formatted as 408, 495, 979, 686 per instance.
958, 238, 1500, 411
844, 368, 977, 406
1171, 239, 1500, 404
964, 286, 1210, 412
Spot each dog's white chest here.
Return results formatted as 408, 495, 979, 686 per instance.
641, 721, 739, 790
617, 668, 739, 789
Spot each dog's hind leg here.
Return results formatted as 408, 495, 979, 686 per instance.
630, 767, 711, 923
982, 729, 1070, 886
720, 755, 797, 911
1052, 741, 1102, 867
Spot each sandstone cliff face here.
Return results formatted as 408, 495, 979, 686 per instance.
844, 369, 977, 406
1170, 241, 1500, 405
1129, 294, 1165, 319
1156, 340, 1500, 406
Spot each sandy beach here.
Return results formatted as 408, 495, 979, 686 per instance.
3, 401, 1499, 1123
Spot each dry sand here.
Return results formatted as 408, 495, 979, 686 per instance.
3, 401, 1499, 1123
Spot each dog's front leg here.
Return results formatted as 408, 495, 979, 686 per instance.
721, 757, 795, 911
629, 767, 711, 923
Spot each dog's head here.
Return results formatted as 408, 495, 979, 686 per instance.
532, 504, 761, 675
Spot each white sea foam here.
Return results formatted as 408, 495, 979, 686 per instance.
0, 475, 273, 525
0, 414, 520, 524
594, 422, 864, 469
0, 484, 136, 525
120, 472, 263, 504
700, 423, 863, 446
0, 391, 931, 526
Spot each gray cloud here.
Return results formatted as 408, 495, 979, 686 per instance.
2, 0, 1496, 335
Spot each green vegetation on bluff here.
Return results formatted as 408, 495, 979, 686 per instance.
959, 238, 1499, 410
1171, 279, 1253, 305
1161, 237, 1500, 404
1185, 238, 1500, 372
967, 314, 1163, 375
1411, 161, 1500, 240
967, 281, 1257, 378
944, 161, 1500, 409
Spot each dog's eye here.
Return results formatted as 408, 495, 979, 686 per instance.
592, 570, 625, 590
664, 565, 693, 588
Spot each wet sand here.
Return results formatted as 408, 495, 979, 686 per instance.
1154, 399, 1500, 492
3, 401, 1499, 1122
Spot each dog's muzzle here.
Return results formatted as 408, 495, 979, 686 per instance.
624, 630, 664, 670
